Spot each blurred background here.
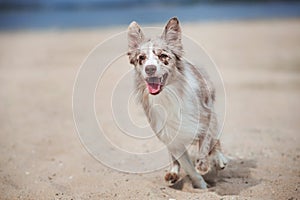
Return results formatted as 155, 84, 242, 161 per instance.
0, 0, 300, 199
1, 0, 300, 29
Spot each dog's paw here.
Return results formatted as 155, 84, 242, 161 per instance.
164, 172, 179, 184
195, 158, 210, 175
213, 152, 228, 170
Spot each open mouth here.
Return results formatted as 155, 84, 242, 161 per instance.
145, 74, 168, 95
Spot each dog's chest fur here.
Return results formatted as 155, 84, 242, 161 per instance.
140, 64, 210, 150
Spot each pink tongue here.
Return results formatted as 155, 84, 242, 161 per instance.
147, 83, 161, 94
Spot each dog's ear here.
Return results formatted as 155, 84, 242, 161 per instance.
127, 21, 145, 65
128, 21, 145, 51
162, 17, 183, 59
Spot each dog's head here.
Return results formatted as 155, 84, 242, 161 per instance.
127, 17, 183, 95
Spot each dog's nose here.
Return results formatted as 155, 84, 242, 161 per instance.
145, 65, 157, 76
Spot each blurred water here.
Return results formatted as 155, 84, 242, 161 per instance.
1, 1, 300, 30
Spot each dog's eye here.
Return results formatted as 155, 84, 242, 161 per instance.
138, 55, 146, 61
138, 55, 146, 65
158, 53, 168, 60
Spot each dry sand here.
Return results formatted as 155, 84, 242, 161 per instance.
0, 19, 299, 199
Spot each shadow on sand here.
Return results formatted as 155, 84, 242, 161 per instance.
170, 158, 260, 196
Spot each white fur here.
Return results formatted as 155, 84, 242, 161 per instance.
148, 84, 199, 148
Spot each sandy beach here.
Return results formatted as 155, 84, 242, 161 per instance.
0, 19, 299, 199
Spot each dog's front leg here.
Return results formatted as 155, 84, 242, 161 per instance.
211, 140, 228, 170
171, 147, 207, 189
195, 133, 211, 175
165, 154, 180, 184
196, 136, 228, 174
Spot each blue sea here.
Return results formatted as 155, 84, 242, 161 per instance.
1, 1, 300, 30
